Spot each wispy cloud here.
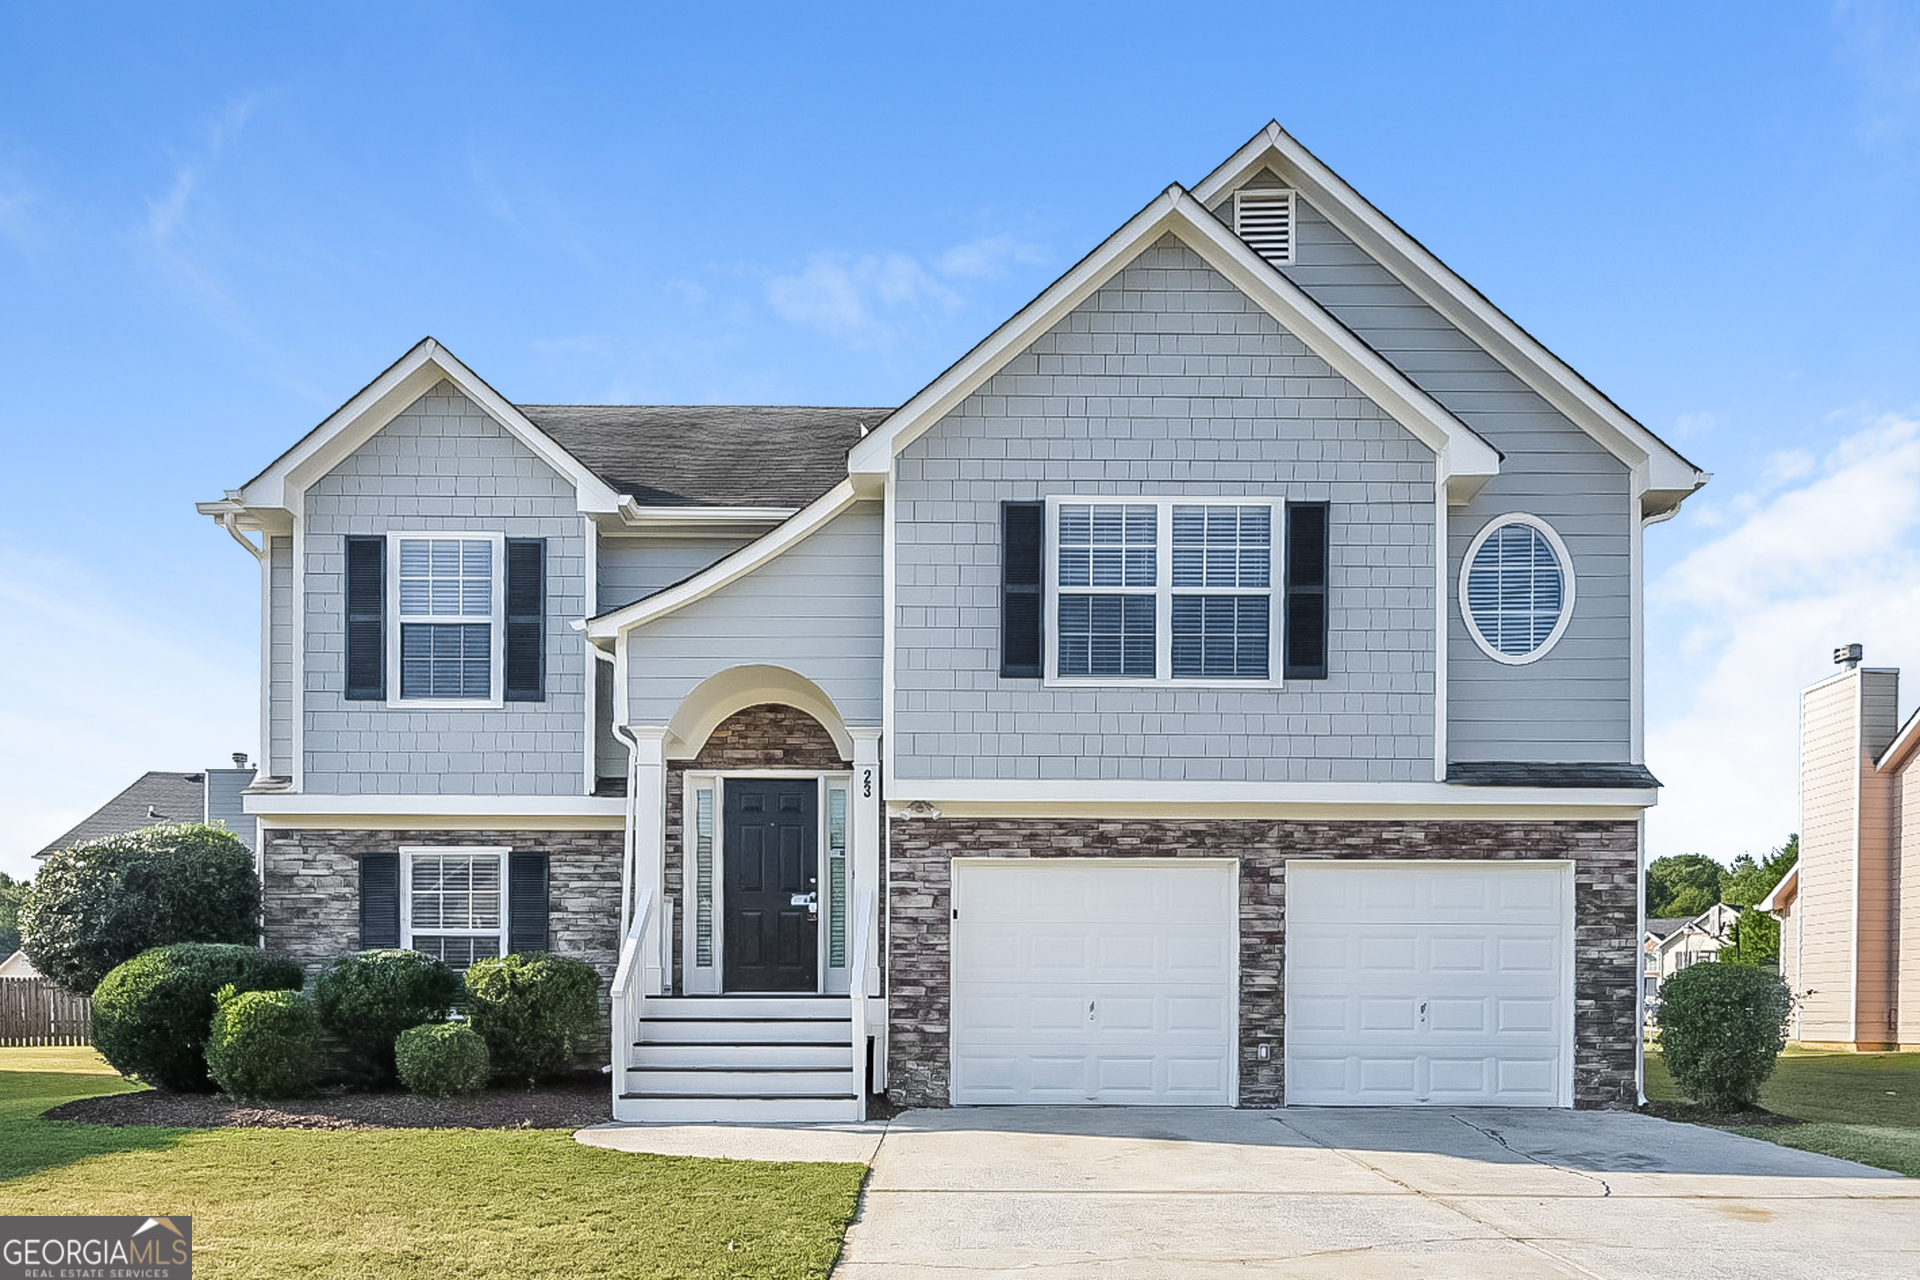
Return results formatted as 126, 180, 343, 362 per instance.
0, 182, 33, 252
139, 93, 262, 322
466, 150, 595, 269
766, 233, 1048, 346
1646, 413, 1920, 863
0, 547, 254, 880
1833, 0, 1920, 146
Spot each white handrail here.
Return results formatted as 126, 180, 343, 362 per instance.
848, 886, 876, 1122
609, 886, 656, 1114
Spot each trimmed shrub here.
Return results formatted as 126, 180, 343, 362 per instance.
206, 985, 318, 1099
395, 1022, 491, 1098
92, 944, 305, 1091
1657, 961, 1794, 1110
313, 950, 463, 1083
464, 952, 601, 1084
22, 824, 261, 995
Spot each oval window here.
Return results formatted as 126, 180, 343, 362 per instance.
1460, 515, 1575, 664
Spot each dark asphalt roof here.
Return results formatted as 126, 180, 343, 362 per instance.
36, 772, 205, 859
1446, 762, 1662, 789
517, 405, 895, 508
1645, 918, 1693, 940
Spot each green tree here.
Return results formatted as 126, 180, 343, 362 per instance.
1646, 853, 1724, 919
21, 824, 260, 995
1721, 834, 1798, 967
0, 871, 26, 956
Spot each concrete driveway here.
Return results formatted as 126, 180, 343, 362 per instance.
833, 1107, 1920, 1279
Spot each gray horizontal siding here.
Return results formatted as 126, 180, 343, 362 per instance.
891, 234, 1437, 784
300, 380, 590, 795
1252, 189, 1635, 763
594, 537, 751, 776
268, 536, 294, 777
623, 504, 883, 730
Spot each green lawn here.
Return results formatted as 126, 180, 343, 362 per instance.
0, 1047, 867, 1278
1646, 1046, 1920, 1176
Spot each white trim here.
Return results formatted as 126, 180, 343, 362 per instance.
845, 187, 1500, 501
1630, 478, 1646, 763
258, 538, 273, 776
1043, 497, 1281, 688
1758, 863, 1800, 913
658, 667, 859, 762
618, 501, 798, 529
399, 844, 511, 963
385, 531, 507, 709
889, 778, 1655, 810
583, 515, 598, 794
229, 338, 622, 515
291, 510, 306, 792
881, 466, 898, 796
583, 481, 861, 639
681, 771, 722, 995
1191, 123, 1707, 507
1457, 513, 1577, 666
1433, 482, 1448, 783
243, 793, 627, 818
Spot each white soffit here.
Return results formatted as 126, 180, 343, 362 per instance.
847, 186, 1500, 503
231, 337, 624, 515
1192, 122, 1708, 506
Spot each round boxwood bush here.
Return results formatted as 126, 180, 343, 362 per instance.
206, 984, 318, 1099
1657, 961, 1794, 1110
464, 952, 601, 1084
395, 1021, 491, 1098
22, 824, 260, 995
313, 950, 463, 1083
91, 943, 305, 1091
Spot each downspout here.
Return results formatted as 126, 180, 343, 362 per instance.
598, 643, 638, 941
1636, 501, 1680, 1105
221, 511, 267, 562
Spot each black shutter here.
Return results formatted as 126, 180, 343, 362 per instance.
1001, 502, 1043, 678
359, 852, 401, 949
508, 851, 550, 953
504, 539, 545, 702
345, 537, 385, 701
1284, 502, 1329, 680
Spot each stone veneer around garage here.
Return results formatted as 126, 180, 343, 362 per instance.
258, 826, 623, 1056
884, 816, 1640, 1110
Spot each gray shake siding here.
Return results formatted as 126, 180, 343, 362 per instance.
891, 234, 1437, 783
268, 535, 294, 776
623, 504, 884, 729
1215, 179, 1634, 762
300, 381, 591, 794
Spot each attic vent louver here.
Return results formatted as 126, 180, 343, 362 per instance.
1233, 189, 1295, 267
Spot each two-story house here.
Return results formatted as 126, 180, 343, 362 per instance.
200, 123, 1705, 1122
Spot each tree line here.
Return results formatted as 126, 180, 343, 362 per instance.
1645, 835, 1798, 967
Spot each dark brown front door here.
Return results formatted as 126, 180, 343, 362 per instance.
722, 778, 819, 992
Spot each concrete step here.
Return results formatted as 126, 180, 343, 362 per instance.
626, 1066, 859, 1096
643, 995, 851, 1020
637, 1016, 850, 1044
614, 1093, 864, 1124
635, 1040, 853, 1070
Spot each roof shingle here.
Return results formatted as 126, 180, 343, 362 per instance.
36, 772, 206, 859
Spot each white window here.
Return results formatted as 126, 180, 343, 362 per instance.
1459, 514, 1576, 665
402, 847, 507, 970
388, 533, 505, 705
1047, 498, 1276, 685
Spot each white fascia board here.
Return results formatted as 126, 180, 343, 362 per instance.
234, 338, 623, 515
244, 794, 626, 819
583, 479, 861, 639
1878, 704, 1920, 774
887, 778, 1656, 811
615, 500, 798, 530
848, 186, 1498, 493
1756, 863, 1799, 913
1193, 123, 1708, 503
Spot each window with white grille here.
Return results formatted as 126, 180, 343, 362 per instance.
1233, 188, 1295, 266
391, 534, 503, 702
402, 848, 507, 969
1460, 515, 1576, 664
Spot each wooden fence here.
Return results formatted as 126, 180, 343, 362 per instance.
0, 977, 92, 1046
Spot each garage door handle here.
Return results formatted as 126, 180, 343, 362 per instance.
1418, 1000, 1429, 1025
1088, 1000, 1096, 1023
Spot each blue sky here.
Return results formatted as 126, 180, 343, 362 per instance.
4, 2, 1920, 879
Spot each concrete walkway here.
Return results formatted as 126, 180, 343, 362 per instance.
834, 1107, 1920, 1279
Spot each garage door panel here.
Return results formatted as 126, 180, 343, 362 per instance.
1286, 862, 1571, 1107
952, 861, 1236, 1106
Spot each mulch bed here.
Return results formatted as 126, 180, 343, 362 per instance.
44, 1074, 613, 1131
1638, 1100, 1799, 1129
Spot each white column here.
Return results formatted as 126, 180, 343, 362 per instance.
850, 727, 884, 1087
628, 728, 669, 995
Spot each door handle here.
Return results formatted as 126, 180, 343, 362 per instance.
1418, 1000, 1429, 1026
1088, 999, 1096, 1023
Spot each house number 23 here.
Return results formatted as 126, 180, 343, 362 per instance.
862, 769, 872, 797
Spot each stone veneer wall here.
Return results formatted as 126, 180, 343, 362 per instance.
259, 826, 623, 1056
662, 704, 850, 992
886, 817, 1640, 1109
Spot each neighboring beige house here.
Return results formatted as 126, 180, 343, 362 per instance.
1645, 902, 1743, 990
1767, 646, 1920, 1049
0, 950, 41, 980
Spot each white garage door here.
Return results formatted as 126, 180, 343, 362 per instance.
951, 859, 1236, 1105
1285, 861, 1573, 1107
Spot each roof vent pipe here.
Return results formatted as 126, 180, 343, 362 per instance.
1835, 643, 1864, 669
232, 753, 249, 768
